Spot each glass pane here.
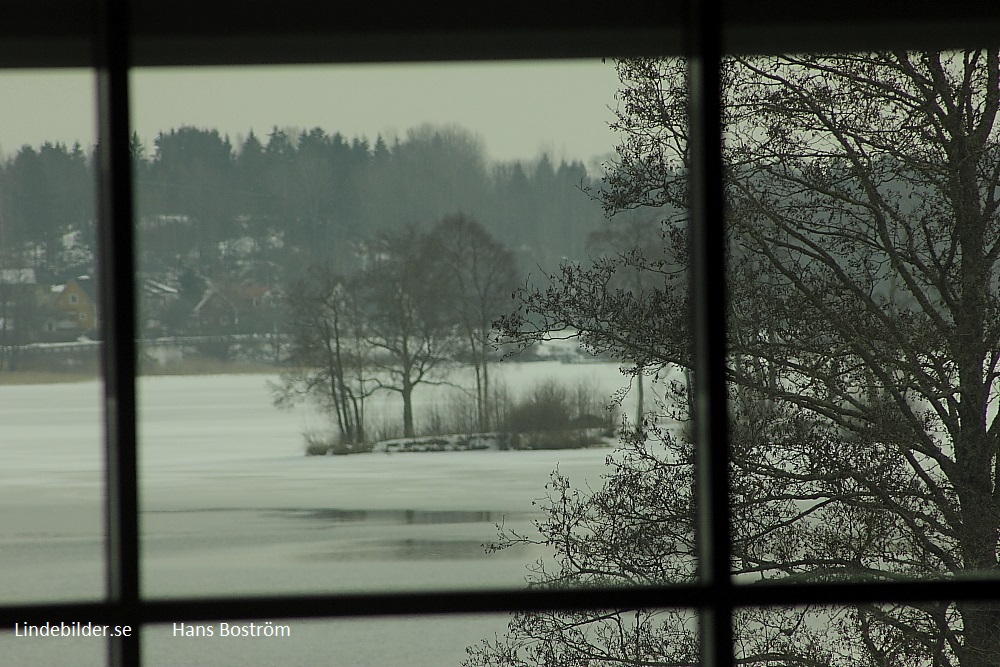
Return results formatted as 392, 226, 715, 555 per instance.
143, 609, 695, 667
130, 61, 689, 598
0, 69, 104, 603
468, 607, 698, 667
0, 627, 106, 667
722, 51, 1000, 589
735, 603, 987, 666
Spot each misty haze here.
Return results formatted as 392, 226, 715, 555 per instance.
5, 46, 1000, 667
1, 60, 650, 667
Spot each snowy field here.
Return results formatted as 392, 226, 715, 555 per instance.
1, 361, 635, 666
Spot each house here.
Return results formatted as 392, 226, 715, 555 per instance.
52, 275, 99, 335
192, 281, 277, 334
141, 278, 181, 335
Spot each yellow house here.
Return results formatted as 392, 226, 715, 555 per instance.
53, 276, 99, 333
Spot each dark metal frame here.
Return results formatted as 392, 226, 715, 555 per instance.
3, 2, 1000, 666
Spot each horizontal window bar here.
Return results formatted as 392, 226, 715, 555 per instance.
5, 579, 1000, 628
2, 2, 998, 67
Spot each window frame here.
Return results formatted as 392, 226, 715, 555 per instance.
3, 2, 1000, 667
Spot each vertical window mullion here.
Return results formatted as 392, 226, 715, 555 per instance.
95, 0, 141, 664
687, 0, 734, 665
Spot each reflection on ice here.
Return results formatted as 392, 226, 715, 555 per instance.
302, 538, 533, 561
278, 507, 522, 524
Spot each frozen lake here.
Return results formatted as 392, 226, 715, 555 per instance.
1, 363, 630, 665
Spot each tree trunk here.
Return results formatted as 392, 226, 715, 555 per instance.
635, 365, 644, 436
951, 129, 1000, 665
402, 380, 414, 437
350, 394, 365, 444
958, 601, 1000, 667
482, 360, 490, 432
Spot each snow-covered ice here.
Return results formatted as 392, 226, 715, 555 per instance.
1, 362, 631, 666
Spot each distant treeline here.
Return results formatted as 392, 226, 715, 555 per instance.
0, 123, 608, 284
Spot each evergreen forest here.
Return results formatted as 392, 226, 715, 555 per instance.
0, 123, 608, 344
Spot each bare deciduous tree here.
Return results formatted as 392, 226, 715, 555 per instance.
586, 210, 682, 432
355, 225, 465, 438
471, 50, 1000, 667
427, 213, 518, 431
270, 265, 373, 448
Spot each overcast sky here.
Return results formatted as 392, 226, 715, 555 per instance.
0, 60, 622, 166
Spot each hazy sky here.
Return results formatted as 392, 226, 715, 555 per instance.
0, 60, 623, 166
